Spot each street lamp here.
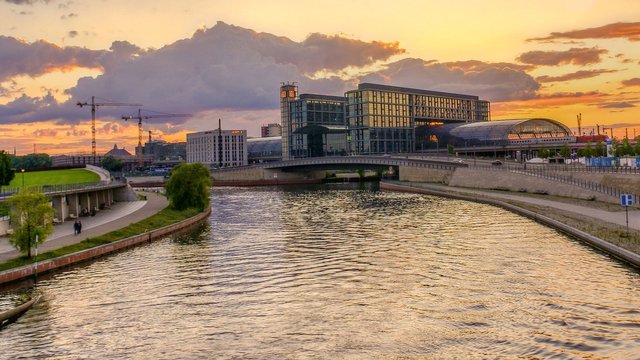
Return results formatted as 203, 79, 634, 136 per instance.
21, 168, 25, 188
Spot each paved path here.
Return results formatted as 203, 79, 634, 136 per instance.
402, 182, 640, 231
0, 191, 168, 263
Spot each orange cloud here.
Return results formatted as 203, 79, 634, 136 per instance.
491, 91, 608, 114
536, 69, 617, 83
516, 47, 608, 66
622, 78, 640, 87
528, 22, 640, 42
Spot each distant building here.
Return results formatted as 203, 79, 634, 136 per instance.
186, 129, 247, 167
261, 123, 282, 137
51, 154, 104, 167
280, 82, 491, 157
51, 144, 137, 171
138, 140, 186, 161
104, 144, 133, 159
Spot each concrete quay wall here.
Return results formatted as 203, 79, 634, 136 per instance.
399, 166, 453, 184
380, 181, 640, 269
0, 207, 212, 286
448, 168, 619, 203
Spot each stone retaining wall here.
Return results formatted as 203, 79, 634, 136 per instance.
449, 168, 618, 203
0, 207, 212, 286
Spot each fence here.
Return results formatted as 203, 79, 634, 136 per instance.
471, 162, 640, 206
0, 179, 126, 198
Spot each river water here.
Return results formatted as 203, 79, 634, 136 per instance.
1, 184, 639, 359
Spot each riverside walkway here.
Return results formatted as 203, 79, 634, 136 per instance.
392, 181, 640, 231
0, 192, 168, 263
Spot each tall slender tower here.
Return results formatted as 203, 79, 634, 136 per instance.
280, 82, 298, 160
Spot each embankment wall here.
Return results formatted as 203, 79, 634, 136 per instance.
0, 207, 211, 286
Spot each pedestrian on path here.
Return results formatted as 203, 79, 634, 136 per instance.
73, 220, 80, 236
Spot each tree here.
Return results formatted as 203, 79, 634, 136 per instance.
447, 144, 454, 155
582, 142, 593, 158
560, 143, 571, 159
8, 188, 55, 258
0, 150, 15, 188
12, 153, 51, 170
164, 163, 211, 211
594, 141, 606, 157
538, 146, 549, 159
101, 155, 124, 173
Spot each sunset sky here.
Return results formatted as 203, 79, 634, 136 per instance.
1, 0, 639, 155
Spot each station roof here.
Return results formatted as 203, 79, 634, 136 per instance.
435, 118, 572, 143
247, 136, 282, 154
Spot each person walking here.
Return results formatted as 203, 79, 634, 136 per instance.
73, 220, 79, 236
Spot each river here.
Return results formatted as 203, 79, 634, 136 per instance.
1, 184, 639, 359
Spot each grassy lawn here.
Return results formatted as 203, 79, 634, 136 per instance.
7, 169, 100, 188
0, 206, 200, 272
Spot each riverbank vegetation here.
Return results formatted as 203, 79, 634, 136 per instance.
0, 206, 199, 272
165, 163, 211, 211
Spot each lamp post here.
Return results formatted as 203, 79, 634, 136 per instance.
21, 168, 25, 188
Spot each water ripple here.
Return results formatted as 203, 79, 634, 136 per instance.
1, 184, 639, 359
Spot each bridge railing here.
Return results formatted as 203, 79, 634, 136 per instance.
0, 179, 126, 199
470, 163, 640, 206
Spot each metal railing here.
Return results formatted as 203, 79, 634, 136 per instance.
470, 163, 640, 206
0, 179, 127, 198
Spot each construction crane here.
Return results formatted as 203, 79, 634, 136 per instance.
576, 113, 583, 135
122, 109, 191, 167
77, 96, 142, 161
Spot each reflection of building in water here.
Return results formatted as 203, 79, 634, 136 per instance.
280, 82, 490, 158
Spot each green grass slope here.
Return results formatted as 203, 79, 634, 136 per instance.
8, 169, 100, 188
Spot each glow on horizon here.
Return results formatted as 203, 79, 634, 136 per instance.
1, 0, 639, 154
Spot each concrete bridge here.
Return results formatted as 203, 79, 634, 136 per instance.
211, 155, 640, 205
211, 156, 466, 184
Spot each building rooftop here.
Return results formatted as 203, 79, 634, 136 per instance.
354, 82, 480, 100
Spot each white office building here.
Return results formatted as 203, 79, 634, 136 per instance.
186, 129, 248, 167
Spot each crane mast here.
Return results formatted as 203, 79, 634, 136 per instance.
77, 96, 141, 162
122, 110, 191, 167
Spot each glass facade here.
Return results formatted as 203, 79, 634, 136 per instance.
287, 94, 346, 158
281, 82, 491, 157
280, 83, 298, 160
346, 83, 490, 154
431, 118, 573, 147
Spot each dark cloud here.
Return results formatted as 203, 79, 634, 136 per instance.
65, 125, 88, 137
621, 77, 640, 87
0, 22, 542, 126
61, 13, 78, 20
67, 30, 78, 38
33, 128, 58, 137
0, 36, 146, 82
598, 102, 635, 109
528, 22, 640, 42
358, 58, 540, 101
536, 69, 617, 83
516, 47, 608, 66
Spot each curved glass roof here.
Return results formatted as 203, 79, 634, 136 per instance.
247, 136, 282, 155
442, 118, 572, 143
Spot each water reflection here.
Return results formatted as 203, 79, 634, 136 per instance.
1, 184, 639, 358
